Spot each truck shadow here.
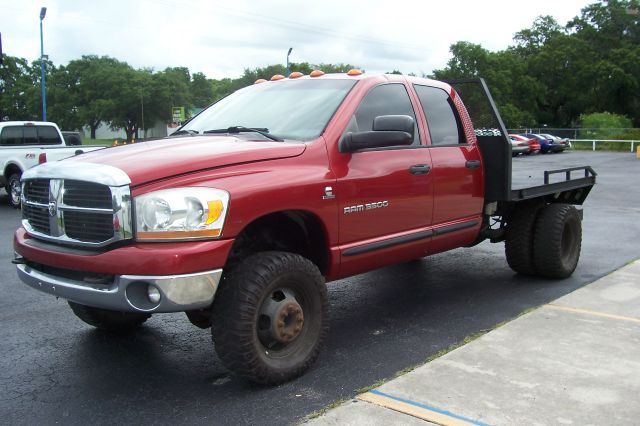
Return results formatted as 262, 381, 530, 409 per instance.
50, 248, 587, 425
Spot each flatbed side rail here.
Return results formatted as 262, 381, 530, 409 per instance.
543, 166, 597, 185
510, 165, 596, 204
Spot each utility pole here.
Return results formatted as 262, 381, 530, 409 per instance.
39, 7, 47, 121
286, 47, 293, 77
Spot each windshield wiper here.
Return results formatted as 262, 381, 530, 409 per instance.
203, 126, 283, 142
170, 129, 199, 136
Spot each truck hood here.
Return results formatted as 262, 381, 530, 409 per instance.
67, 136, 306, 186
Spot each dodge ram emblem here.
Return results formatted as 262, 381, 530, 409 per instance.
48, 201, 57, 217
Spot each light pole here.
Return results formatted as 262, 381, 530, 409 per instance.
285, 47, 292, 77
39, 7, 47, 121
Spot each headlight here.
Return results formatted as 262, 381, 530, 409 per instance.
135, 188, 229, 241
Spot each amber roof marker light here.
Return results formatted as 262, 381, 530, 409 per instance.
347, 69, 363, 76
288, 72, 304, 79
310, 70, 325, 77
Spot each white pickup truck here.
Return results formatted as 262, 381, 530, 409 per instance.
0, 121, 106, 207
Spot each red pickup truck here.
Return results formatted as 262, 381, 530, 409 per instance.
14, 73, 596, 385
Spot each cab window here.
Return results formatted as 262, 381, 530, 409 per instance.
0, 125, 63, 146
350, 84, 420, 146
0, 127, 23, 145
23, 126, 38, 145
37, 126, 63, 145
414, 85, 465, 146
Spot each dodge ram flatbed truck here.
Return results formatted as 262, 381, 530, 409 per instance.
14, 73, 596, 385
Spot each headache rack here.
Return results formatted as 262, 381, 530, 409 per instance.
447, 78, 596, 205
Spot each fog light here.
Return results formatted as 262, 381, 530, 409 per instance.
147, 286, 161, 304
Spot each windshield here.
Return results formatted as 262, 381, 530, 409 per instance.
180, 79, 356, 141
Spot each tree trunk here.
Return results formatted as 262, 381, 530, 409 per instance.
90, 124, 98, 139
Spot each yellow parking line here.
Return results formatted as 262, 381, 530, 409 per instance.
545, 304, 640, 324
358, 390, 489, 426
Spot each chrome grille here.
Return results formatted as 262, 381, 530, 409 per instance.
24, 179, 50, 204
63, 210, 115, 242
63, 180, 113, 209
22, 203, 50, 234
21, 175, 132, 248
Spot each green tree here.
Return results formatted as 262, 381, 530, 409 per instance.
0, 55, 36, 120
211, 78, 236, 102
109, 67, 150, 142
47, 63, 84, 130
190, 72, 214, 107
432, 1, 640, 127
569, 1, 640, 125
432, 41, 489, 79
64, 56, 132, 138
579, 112, 633, 138
513, 16, 564, 56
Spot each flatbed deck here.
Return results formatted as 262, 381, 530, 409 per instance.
510, 153, 596, 203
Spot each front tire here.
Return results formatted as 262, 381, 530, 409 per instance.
8, 172, 22, 208
533, 204, 582, 278
211, 251, 328, 385
68, 301, 151, 331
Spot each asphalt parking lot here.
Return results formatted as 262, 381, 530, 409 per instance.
1, 151, 639, 425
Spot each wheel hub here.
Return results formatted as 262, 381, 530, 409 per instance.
259, 289, 305, 346
271, 300, 304, 343
11, 180, 21, 203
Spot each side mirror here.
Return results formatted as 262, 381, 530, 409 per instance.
372, 115, 414, 136
340, 115, 414, 152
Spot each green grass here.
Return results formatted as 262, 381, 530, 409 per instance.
570, 141, 637, 152
81, 138, 118, 146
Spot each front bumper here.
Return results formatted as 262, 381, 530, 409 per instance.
14, 227, 234, 275
16, 262, 223, 313
14, 227, 234, 313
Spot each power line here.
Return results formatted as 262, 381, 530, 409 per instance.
143, 0, 427, 52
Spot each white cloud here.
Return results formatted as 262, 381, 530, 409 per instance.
0, 0, 593, 79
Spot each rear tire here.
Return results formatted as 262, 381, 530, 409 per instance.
533, 204, 582, 278
211, 251, 328, 385
505, 202, 543, 275
8, 172, 22, 208
68, 301, 151, 331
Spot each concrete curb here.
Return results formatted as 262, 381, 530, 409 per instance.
307, 260, 640, 425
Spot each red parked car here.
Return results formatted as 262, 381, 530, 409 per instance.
509, 134, 540, 155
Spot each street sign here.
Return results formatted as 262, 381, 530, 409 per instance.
172, 107, 185, 122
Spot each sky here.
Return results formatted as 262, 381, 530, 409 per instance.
1, 0, 595, 80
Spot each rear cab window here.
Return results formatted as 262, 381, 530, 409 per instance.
37, 126, 63, 145
413, 85, 466, 146
0, 127, 23, 145
0, 125, 63, 146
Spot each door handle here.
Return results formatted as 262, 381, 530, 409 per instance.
465, 160, 481, 169
409, 164, 431, 175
